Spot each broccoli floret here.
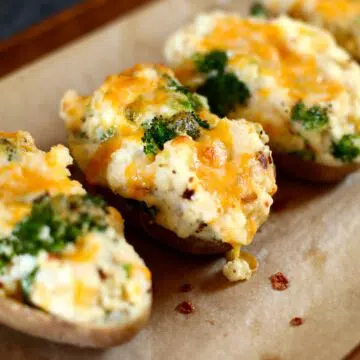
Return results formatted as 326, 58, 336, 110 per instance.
193, 50, 251, 117
291, 102, 329, 130
250, 3, 269, 18
99, 127, 115, 142
0, 138, 19, 162
0, 194, 108, 272
197, 72, 251, 117
166, 75, 204, 111
142, 112, 209, 155
332, 134, 360, 162
194, 50, 228, 74
21, 268, 38, 302
142, 118, 176, 155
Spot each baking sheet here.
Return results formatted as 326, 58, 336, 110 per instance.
1, 0, 360, 358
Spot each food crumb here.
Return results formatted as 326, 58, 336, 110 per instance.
176, 301, 195, 314
179, 283, 193, 292
289, 317, 303, 327
270, 272, 289, 291
206, 320, 215, 325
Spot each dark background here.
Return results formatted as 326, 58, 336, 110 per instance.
0, 0, 82, 40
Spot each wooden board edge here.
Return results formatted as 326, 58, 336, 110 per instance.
0, 0, 152, 78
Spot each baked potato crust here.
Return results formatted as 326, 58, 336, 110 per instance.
0, 294, 151, 348
274, 153, 360, 182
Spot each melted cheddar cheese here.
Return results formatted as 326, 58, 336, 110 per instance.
0, 132, 151, 324
61, 64, 277, 281
259, 0, 360, 60
165, 12, 360, 166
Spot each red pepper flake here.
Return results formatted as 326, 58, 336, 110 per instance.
175, 301, 195, 314
269, 272, 289, 291
179, 283, 193, 293
290, 317, 303, 327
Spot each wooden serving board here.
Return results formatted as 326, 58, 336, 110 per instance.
1, 0, 360, 358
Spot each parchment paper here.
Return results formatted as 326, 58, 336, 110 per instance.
0, 0, 360, 358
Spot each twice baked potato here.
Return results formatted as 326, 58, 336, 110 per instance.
253, 0, 360, 61
60, 64, 277, 281
164, 12, 360, 182
0, 131, 151, 347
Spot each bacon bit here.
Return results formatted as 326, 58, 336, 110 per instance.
98, 269, 108, 280
267, 154, 273, 164
290, 317, 303, 327
179, 283, 193, 293
189, 177, 194, 183
256, 152, 268, 169
270, 272, 289, 291
196, 222, 208, 233
0, 282, 3, 288
182, 188, 195, 200
175, 301, 195, 314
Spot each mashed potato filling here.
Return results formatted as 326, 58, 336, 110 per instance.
61, 64, 277, 281
165, 12, 360, 167
257, 0, 360, 61
0, 131, 151, 324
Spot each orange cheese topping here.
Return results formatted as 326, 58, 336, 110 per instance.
73, 280, 98, 307
124, 162, 154, 200
100, 74, 157, 110
65, 236, 100, 263
314, 0, 360, 20
85, 136, 123, 184
0, 163, 78, 202
177, 17, 343, 102
195, 121, 256, 211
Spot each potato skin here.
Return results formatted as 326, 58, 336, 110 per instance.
91, 187, 231, 255
0, 295, 151, 348
273, 153, 360, 183
138, 212, 231, 255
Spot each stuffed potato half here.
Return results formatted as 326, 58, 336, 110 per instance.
60, 64, 277, 281
164, 12, 360, 182
0, 131, 151, 348
254, 0, 360, 61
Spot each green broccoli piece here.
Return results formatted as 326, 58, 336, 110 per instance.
166, 75, 204, 111
21, 268, 38, 302
332, 134, 360, 163
194, 50, 228, 74
250, 3, 269, 18
142, 112, 209, 155
291, 102, 329, 130
0, 194, 109, 272
192, 50, 251, 117
142, 118, 176, 155
122, 264, 133, 278
99, 127, 115, 142
0, 138, 19, 162
197, 72, 251, 117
